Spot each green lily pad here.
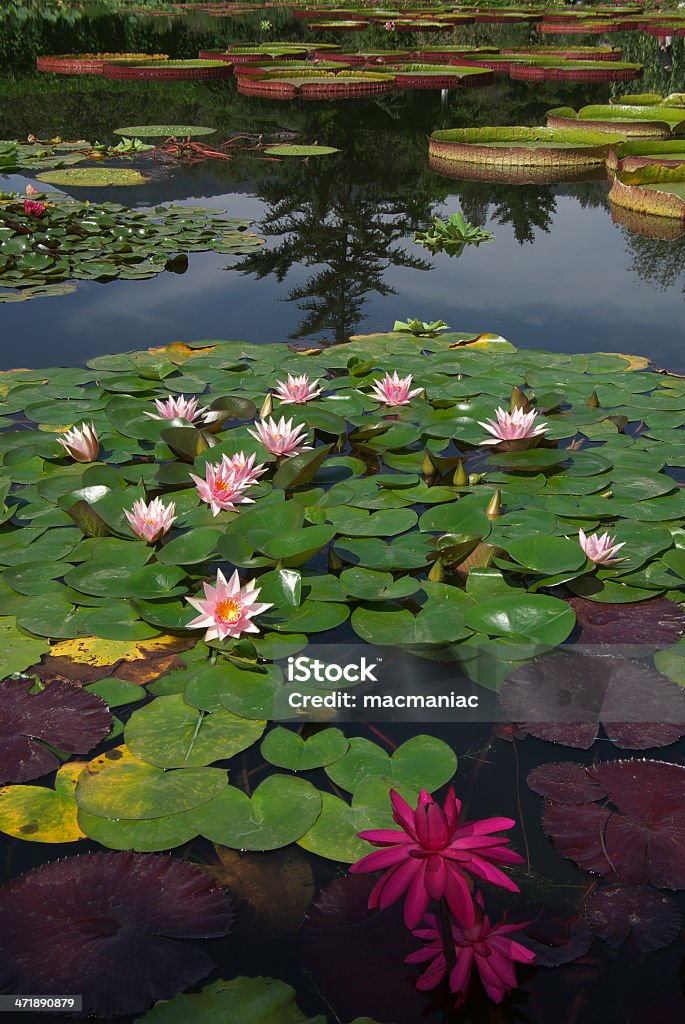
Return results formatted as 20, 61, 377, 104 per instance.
186, 774, 322, 850
324, 735, 457, 794
260, 726, 349, 771
263, 144, 341, 157
114, 125, 217, 137
464, 594, 576, 645
36, 168, 150, 187
124, 693, 265, 769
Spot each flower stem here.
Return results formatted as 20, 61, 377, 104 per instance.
439, 898, 457, 975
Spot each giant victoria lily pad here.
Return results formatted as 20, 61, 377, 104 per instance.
0, 852, 233, 1017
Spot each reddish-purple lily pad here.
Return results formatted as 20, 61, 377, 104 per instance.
568, 596, 685, 648
543, 760, 685, 888
584, 885, 682, 952
511, 904, 593, 967
302, 874, 427, 1024
0, 852, 233, 1018
501, 650, 685, 749
0, 677, 111, 784
527, 762, 606, 805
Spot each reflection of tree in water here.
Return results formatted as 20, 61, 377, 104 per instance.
237, 115, 442, 343
622, 230, 685, 292
457, 183, 557, 245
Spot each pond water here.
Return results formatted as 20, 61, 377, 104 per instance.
1, 7, 685, 1024
1, 11, 684, 368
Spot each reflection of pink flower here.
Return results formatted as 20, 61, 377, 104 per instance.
57, 422, 99, 463
579, 528, 627, 566
124, 497, 176, 543
350, 788, 522, 928
369, 372, 422, 407
248, 416, 311, 457
23, 200, 46, 218
25, 184, 39, 196
189, 460, 255, 517
478, 407, 548, 450
220, 451, 267, 489
406, 898, 534, 1007
186, 568, 272, 642
274, 373, 322, 405
145, 395, 204, 423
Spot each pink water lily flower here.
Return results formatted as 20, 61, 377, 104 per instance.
273, 373, 322, 405
145, 394, 205, 423
369, 372, 423, 407
579, 528, 627, 566
248, 416, 312, 457
57, 422, 99, 463
220, 451, 267, 489
124, 497, 176, 543
186, 568, 273, 642
25, 184, 39, 196
23, 199, 46, 218
350, 788, 522, 929
384, 20, 396, 29
478, 407, 548, 451
189, 460, 255, 517
406, 900, 534, 1007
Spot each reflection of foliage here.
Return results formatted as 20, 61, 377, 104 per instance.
238, 160, 432, 342
622, 230, 685, 292
458, 182, 557, 245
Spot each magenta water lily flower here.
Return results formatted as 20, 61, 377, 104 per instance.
369, 372, 423, 407
406, 900, 534, 1007
57, 422, 99, 463
186, 568, 272, 642
189, 460, 255, 517
350, 788, 522, 929
273, 373, 322, 405
23, 199, 46, 218
478, 407, 548, 451
578, 528, 627, 566
124, 497, 176, 543
248, 416, 311, 457
145, 394, 205, 423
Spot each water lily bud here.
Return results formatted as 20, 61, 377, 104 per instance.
260, 392, 273, 418
587, 389, 600, 408
468, 473, 485, 486
422, 450, 438, 479
453, 461, 468, 486
328, 548, 343, 574
510, 386, 531, 413
428, 558, 445, 583
485, 489, 501, 519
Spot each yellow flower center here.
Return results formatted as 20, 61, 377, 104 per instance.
215, 597, 242, 623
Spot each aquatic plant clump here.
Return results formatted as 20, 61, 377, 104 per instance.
0, 198, 264, 298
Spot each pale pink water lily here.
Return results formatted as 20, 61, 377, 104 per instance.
579, 528, 627, 566
189, 460, 255, 517
350, 788, 522, 929
186, 568, 272, 642
57, 421, 99, 463
25, 184, 39, 196
248, 416, 311, 457
145, 394, 205, 423
384, 20, 396, 29
273, 373, 322, 405
220, 451, 267, 489
23, 199, 46, 218
478, 407, 548, 451
406, 898, 534, 1007
369, 372, 423, 407
124, 496, 176, 543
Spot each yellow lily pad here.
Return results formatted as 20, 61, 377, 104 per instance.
0, 762, 86, 843
49, 633, 192, 669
